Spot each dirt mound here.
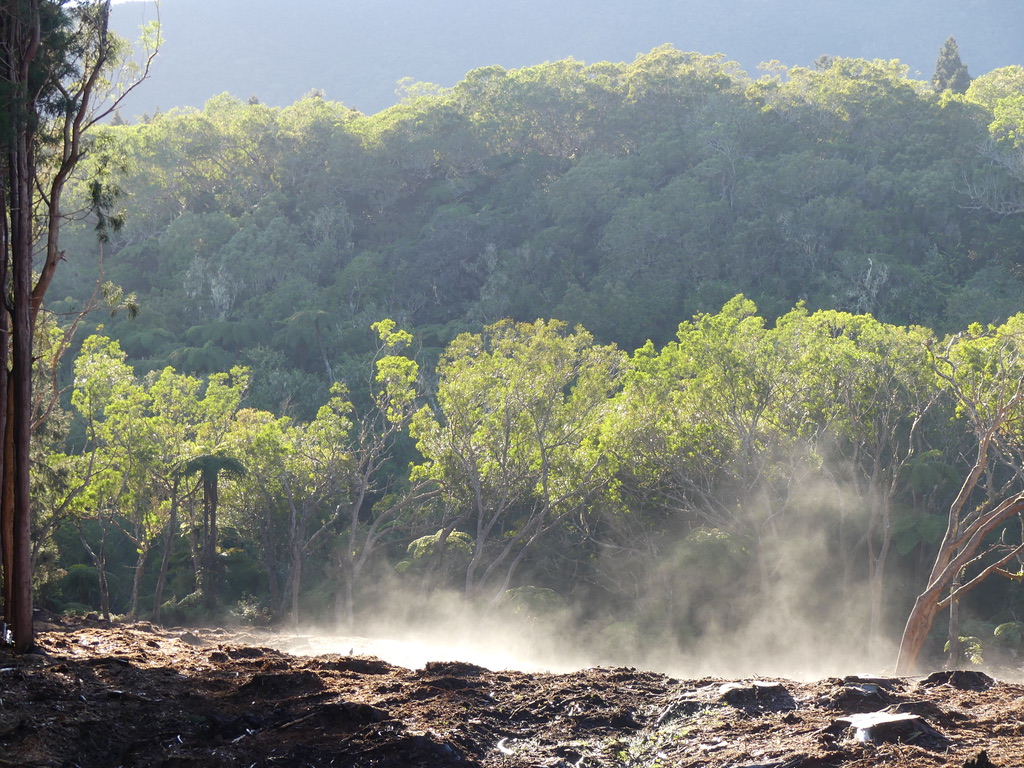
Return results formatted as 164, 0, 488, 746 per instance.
2, 615, 1022, 767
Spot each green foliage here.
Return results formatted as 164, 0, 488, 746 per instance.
52, 45, 1020, 400
944, 636, 984, 665
57, 564, 102, 607
497, 586, 568, 619
160, 590, 209, 627
932, 37, 971, 95
891, 512, 949, 556
993, 621, 1024, 650
395, 529, 473, 579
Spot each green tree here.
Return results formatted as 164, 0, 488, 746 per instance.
0, 0, 156, 649
965, 65, 1024, 110
69, 336, 245, 619
896, 316, 1024, 673
68, 334, 137, 619
181, 452, 246, 609
932, 36, 971, 95
774, 308, 939, 648
602, 298, 942, 654
411, 319, 625, 602
331, 321, 436, 626
226, 389, 349, 625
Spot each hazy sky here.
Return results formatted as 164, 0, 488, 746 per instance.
108, 0, 1022, 117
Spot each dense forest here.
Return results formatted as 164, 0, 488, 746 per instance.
35, 43, 1024, 670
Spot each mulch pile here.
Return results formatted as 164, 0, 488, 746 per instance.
0, 615, 1020, 767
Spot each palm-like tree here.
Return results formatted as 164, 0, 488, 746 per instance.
181, 453, 246, 608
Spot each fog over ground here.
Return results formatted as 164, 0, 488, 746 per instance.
273, 566, 897, 682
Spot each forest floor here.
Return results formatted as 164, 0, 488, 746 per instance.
0, 614, 1021, 767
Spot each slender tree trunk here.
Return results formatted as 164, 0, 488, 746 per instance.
0, 159, 8, 639
289, 545, 302, 628
9, 116, 37, 652
202, 476, 219, 608
1, 0, 130, 650
947, 575, 962, 668
153, 489, 179, 621
79, 523, 111, 621
184, 494, 202, 592
260, 526, 281, 616
1, 387, 13, 631
285, 504, 305, 627
339, 577, 354, 629
129, 543, 150, 619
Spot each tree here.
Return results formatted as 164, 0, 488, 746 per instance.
181, 452, 246, 609
782, 310, 938, 649
227, 389, 349, 625
896, 317, 1024, 673
0, 0, 156, 650
932, 36, 971, 95
411, 319, 625, 602
601, 298, 942, 655
224, 323, 433, 626
69, 343, 249, 620
332, 321, 436, 626
964, 65, 1024, 111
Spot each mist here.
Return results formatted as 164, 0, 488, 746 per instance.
272, 506, 900, 682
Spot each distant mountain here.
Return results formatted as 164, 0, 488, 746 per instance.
110, 0, 1022, 118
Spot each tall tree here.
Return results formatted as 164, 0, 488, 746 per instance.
411, 319, 625, 602
932, 36, 971, 94
896, 317, 1024, 673
181, 452, 246, 609
0, 0, 155, 651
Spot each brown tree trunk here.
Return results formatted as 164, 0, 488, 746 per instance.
8, 106, 38, 653
288, 544, 302, 628
895, 589, 945, 674
895, 492, 1024, 673
1, 0, 139, 650
1, 387, 13, 630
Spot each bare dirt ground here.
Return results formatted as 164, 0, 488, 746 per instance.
1, 615, 1021, 767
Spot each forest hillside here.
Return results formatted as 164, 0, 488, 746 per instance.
38, 41, 1024, 674
55, 46, 1024, 414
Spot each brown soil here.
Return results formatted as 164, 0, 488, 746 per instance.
1, 615, 1021, 767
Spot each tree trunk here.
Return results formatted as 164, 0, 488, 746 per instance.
285, 504, 305, 627
153, 489, 179, 621
1, 0, 135, 651
895, 589, 945, 674
947, 575, 962, 668
129, 543, 149, 619
202, 475, 219, 608
289, 545, 302, 628
1, 387, 13, 632
9, 116, 37, 652
79, 523, 111, 622
185, 506, 202, 592
260, 525, 281, 618
338, 577, 354, 629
